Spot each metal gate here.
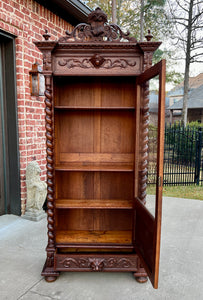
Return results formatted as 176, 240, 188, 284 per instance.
148, 124, 203, 186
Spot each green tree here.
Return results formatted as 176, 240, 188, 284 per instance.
167, 0, 203, 126
84, 0, 170, 41
83, 1, 183, 85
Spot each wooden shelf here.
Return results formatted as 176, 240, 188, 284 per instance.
54, 106, 135, 110
55, 162, 134, 172
56, 230, 132, 245
55, 199, 133, 209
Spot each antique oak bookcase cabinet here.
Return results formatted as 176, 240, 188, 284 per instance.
35, 8, 165, 289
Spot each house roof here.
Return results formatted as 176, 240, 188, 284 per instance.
35, 0, 92, 25
168, 84, 203, 110
149, 91, 169, 113
169, 73, 203, 95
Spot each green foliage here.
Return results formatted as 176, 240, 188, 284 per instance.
165, 122, 202, 164
186, 121, 203, 131
153, 49, 183, 85
147, 185, 203, 200
84, 0, 112, 21
84, 0, 171, 41
146, 0, 166, 7
84, 1, 182, 86
165, 70, 183, 85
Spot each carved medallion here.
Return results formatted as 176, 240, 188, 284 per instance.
90, 54, 105, 68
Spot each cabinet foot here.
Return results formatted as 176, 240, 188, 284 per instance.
41, 260, 60, 282
45, 276, 58, 282
134, 275, 148, 283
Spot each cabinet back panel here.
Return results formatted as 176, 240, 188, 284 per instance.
55, 171, 94, 199
55, 111, 135, 163
54, 77, 135, 108
55, 171, 134, 200
55, 111, 94, 154
55, 209, 133, 231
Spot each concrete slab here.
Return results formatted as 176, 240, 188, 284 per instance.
22, 209, 47, 222
0, 196, 203, 300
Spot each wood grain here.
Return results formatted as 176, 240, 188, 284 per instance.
55, 199, 133, 209
56, 230, 132, 244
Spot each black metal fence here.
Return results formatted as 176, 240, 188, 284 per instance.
148, 124, 203, 186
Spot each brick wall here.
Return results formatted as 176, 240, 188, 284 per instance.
0, 0, 73, 214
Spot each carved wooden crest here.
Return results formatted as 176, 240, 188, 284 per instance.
59, 7, 137, 43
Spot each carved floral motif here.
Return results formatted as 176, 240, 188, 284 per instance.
58, 7, 137, 43
89, 258, 105, 271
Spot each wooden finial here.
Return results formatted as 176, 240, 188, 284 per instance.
43, 30, 51, 41
145, 30, 153, 42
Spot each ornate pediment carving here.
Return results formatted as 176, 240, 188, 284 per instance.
59, 7, 137, 43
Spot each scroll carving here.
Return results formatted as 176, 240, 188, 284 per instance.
58, 58, 92, 68
59, 257, 137, 270
59, 7, 137, 43
58, 56, 137, 69
60, 258, 89, 268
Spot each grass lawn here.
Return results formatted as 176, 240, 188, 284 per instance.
147, 185, 203, 200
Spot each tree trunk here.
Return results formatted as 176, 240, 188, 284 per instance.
140, 0, 144, 41
182, 0, 193, 126
112, 0, 117, 23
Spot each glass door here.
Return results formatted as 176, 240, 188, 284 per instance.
134, 60, 166, 288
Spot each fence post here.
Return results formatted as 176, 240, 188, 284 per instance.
195, 128, 202, 185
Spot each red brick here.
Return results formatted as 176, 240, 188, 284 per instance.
15, 10, 24, 19
3, 3, 14, 12
39, 17, 48, 26
0, 0, 74, 212
13, 2, 20, 10
22, 7, 30, 15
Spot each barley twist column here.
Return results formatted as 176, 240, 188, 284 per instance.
44, 75, 55, 267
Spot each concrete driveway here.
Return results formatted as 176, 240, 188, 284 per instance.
0, 196, 203, 300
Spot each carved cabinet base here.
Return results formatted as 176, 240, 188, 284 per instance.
41, 253, 147, 282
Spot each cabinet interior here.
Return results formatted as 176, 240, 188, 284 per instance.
54, 76, 137, 252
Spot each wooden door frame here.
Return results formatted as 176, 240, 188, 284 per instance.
0, 30, 21, 215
